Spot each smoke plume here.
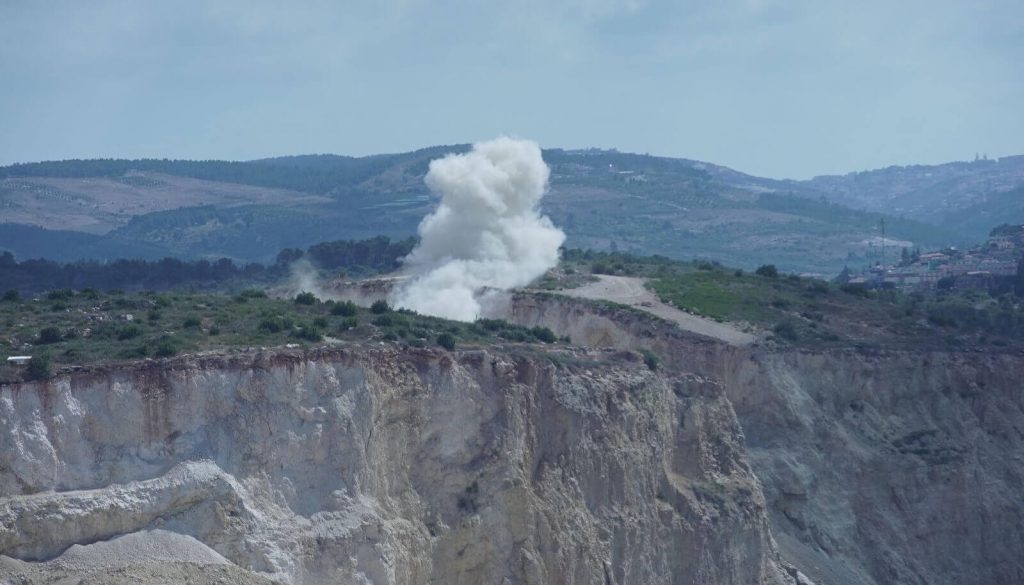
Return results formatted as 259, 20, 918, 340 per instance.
392, 137, 565, 321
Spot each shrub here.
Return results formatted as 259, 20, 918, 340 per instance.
291, 327, 323, 342
372, 314, 394, 327
773, 321, 799, 341
182, 316, 202, 328
339, 316, 358, 331
258, 318, 284, 333
370, 299, 391, 314
313, 317, 329, 329
37, 326, 63, 344
79, 288, 100, 300
25, 353, 52, 380
639, 348, 660, 371
755, 264, 779, 278
46, 289, 74, 300
331, 300, 358, 316
840, 283, 869, 297
477, 318, 506, 331
153, 336, 178, 357
295, 292, 317, 305
531, 326, 557, 343
117, 324, 143, 340
208, 326, 221, 336
383, 331, 399, 341
2, 289, 19, 302
437, 332, 456, 350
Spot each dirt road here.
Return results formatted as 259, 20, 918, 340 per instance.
554, 275, 756, 346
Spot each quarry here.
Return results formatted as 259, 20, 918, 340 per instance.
2, 288, 1023, 584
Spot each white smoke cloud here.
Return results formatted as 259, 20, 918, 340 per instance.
391, 137, 565, 321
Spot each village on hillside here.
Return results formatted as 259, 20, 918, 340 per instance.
839, 224, 1024, 292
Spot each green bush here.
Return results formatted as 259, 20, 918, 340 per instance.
258, 317, 291, 333
25, 353, 53, 380
370, 299, 391, 314
153, 337, 178, 357
773, 321, 799, 341
37, 326, 63, 344
639, 348, 660, 371
2, 289, 19, 302
313, 317, 329, 329
755, 264, 779, 278
331, 301, 358, 316
840, 283, 869, 297
339, 316, 358, 330
117, 324, 143, 340
182, 316, 201, 328
372, 314, 394, 327
46, 289, 74, 300
291, 326, 323, 342
295, 292, 317, 305
531, 326, 557, 343
437, 332, 456, 350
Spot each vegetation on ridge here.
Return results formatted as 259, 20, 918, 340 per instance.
0, 288, 561, 381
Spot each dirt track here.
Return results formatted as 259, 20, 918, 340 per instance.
555, 275, 756, 346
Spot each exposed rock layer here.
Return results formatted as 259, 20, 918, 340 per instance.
1, 346, 785, 584
512, 294, 1024, 585
3, 294, 1023, 584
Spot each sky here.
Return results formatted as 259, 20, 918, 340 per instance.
1, 0, 1022, 179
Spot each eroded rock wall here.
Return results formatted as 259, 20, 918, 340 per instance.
0, 347, 786, 584
510, 294, 1024, 585
727, 349, 1024, 585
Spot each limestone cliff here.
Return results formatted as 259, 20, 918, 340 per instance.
511, 294, 1024, 585
4, 293, 1023, 584
0, 346, 786, 584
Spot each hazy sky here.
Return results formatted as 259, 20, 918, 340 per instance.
1, 0, 1021, 178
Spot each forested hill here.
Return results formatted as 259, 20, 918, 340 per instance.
3, 147, 1015, 274
0, 146, 466, 195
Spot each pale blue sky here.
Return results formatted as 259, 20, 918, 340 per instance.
1, 0, 1021, 178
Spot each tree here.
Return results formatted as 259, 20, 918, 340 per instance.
436, 332, 456, 350
294, 292, 317, 305
25, 353, 52, 380
370, 299, 390, 314
37, 326, 63, 344
331, 300, 358, 316
755, 264, 779, 278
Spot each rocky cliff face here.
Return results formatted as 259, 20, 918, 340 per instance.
0, 346, 786, 584
4, 296, 1023, 584
727, 350, 1024, 585
511, 294, 1024, 585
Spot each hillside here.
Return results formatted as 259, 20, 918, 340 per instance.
794, 155, 1024, 239
4, 148, 1017, 273
3, 273, 1024, 584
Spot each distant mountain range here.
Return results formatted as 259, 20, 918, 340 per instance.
2, 147, 1023, 274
